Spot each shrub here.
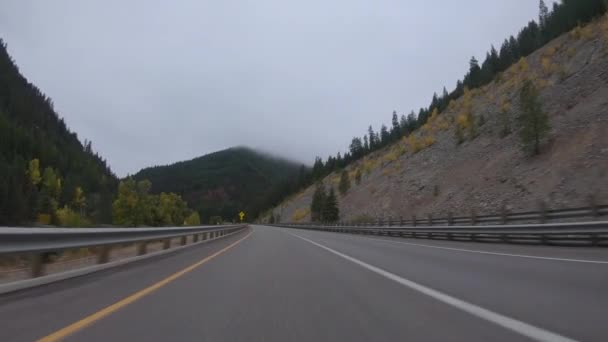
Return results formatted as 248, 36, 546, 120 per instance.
518, 80, 550, 155
405, 135, 424, 153
422, 135, 436, 147
383, 150, 399, 164
541, 57, 552, 75
516, 58, 529, 74
56, 206, 90, 227
437, 117, 450, 131
354, 168, 362, 185
351, 214, 374, 224
184, 212, 201, 226
566, 47, 576, 58
570, 26, 582, 39
292, 208, 310, 222
500, 99, 512, 113
581, 25, 594, 40
362, 158, 377, 175
37, 213, 52, 225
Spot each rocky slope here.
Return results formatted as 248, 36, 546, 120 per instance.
266, 16, 608, 223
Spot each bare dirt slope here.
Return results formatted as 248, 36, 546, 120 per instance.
267, 17, 608, 223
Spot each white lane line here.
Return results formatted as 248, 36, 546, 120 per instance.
299, 229, 608, 264
287, 232, 578, 342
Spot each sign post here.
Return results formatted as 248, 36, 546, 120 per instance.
239, 211, 245, 223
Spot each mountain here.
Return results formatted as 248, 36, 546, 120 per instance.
133, 147, 304, 223
0, 39, 117, 225
265, 12, 608, 223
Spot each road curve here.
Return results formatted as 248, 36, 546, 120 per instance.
0, 225, 606, 342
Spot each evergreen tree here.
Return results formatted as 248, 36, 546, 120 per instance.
399, 114, 408, 136
310, 182, 327, 222
391, 111, 400, 139
322, 187, 340, 223
338, 170, 350, 195
465, 56, 481, 88
539, 0, 550, 28
406, 111, 417, 132
380, 124, 390, 145
363, 135, 370, 151
368, 126, 378, 150
355, 168, 362, 185
518, 80, 550, 155
349, 137, 364, 159
311, 157, 325, 180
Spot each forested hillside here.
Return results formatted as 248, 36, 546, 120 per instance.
265, 0, 608, 223
133, 147, 304, 223
0, 40, 117, 225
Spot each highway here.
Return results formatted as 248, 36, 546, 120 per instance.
0, 225, 607, 342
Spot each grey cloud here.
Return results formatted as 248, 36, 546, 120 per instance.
0, 0, 552, 176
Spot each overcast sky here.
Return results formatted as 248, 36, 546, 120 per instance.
0, 1, 552, 176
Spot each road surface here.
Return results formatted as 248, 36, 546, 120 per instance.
0, 225, 607, 341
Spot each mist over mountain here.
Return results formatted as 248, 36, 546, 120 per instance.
133, 147, 304, 223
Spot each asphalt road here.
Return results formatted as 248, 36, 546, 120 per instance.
1, 225, 607, 342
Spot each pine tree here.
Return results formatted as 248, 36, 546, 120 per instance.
338, 170, 350, 195
322, 187, 340, 223
380, 124, 390, 145
311, 157, 325, 180
391, 111, 400, 139
363, 135, 369, 151
310, 182, 327, 222
406, 111, 417, 132
399, 114, 408, 135
518, 80, 550, 155
539, 0, 549, 28
368, 126, 377, 150
465, 56, 481, 88
349, 137, 364, 159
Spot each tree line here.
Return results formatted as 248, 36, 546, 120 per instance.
0, 39, 202, 227
257, 0, 607, 220
0, 39, 117, 225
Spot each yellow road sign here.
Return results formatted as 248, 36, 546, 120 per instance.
239, 211, 245, 222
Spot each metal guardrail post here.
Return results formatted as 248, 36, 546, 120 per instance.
163, 239, 171, 250
589, 195, 598, 219
412, 215, 417, 226
193, 234, 199, 243
181, 236, 188, 245
400, 216, 404, 226
388, 217, 392, 227
538, 200, 547, 224
137, 242, 147, 256
470, 209, 477, 226
501, 204, 508, 224
97, 245, 111, 264
427, 214, 433, 226
30, 253, 43, 278
447, 212, 453, 226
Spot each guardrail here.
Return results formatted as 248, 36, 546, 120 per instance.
331, 202, 608, 227
272, 202, 608, 246
273, 221, 608, 246
0, 224, 247, 278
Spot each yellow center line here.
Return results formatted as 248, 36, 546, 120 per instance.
38, 229, 252, 342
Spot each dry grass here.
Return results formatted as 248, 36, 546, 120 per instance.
362, 157, 378, 175
570, 25, 594, 40
516, 57, 529, 74
541, 57, 559, 76
291, 208, 310, 222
